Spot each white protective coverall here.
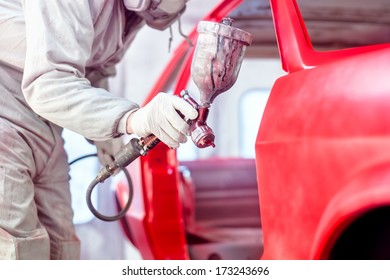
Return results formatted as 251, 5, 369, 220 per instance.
0, 0, 189, 259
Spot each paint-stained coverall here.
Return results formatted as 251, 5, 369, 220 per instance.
0, 0, 196, 259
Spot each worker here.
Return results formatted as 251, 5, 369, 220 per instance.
0, 0, 197, 259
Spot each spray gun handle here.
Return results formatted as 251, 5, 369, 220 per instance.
134, 94, 194, 155
140, 90, 216, 152
121, 91, 198, 159
138, 134, 161, 155
132, 91, 198, 155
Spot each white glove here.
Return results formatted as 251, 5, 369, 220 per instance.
93, 138, 124, 167
129, 92, 198, 148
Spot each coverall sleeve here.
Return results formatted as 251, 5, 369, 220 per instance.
21, 0, 139, 141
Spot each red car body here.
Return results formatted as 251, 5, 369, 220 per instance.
117, 0, 390, 259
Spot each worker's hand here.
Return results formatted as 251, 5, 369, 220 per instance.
93, 138, 124, 167
128, 92, 198, 149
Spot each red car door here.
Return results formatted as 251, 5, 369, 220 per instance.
257, 0, 390, 259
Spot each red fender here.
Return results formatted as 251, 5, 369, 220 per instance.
257, 0, 390, 259
311, 163, 390, 259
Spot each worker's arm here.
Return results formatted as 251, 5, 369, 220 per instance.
21, 0, 139, 141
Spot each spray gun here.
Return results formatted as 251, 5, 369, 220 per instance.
87, 18, 253, 221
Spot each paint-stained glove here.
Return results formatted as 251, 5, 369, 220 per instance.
129, 92, 198, 148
